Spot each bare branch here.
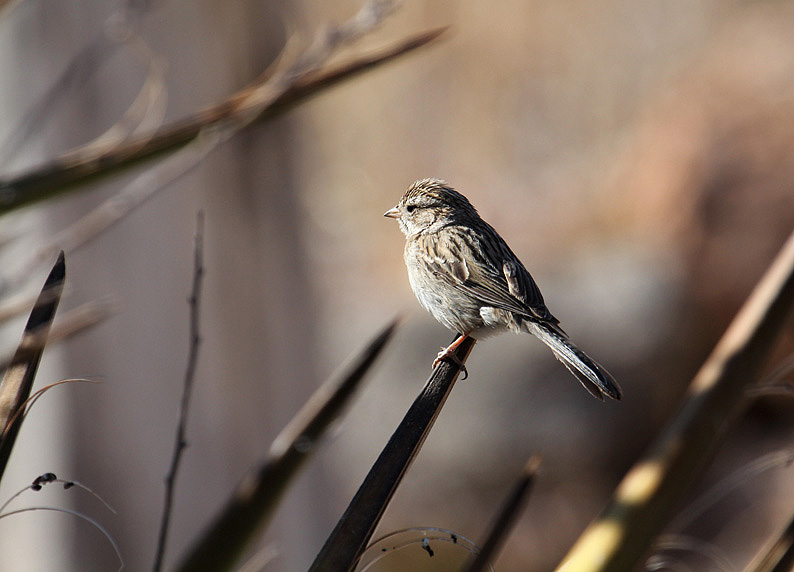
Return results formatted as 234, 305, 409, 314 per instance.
152, 212, 205, 572
0, 4, 446, 213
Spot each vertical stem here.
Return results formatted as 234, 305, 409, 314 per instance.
152, 212, 205, 572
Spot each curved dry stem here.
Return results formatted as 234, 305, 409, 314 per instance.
0, 31, 119, 170
3, 378, 103, 430
0, 4, 446, 213
0, 506, 123, 571
69, 32, 168, 157
0, 474, 116, 515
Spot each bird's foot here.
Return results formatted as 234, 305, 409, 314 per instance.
432, 343, 468, 379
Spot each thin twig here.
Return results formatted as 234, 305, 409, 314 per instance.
0, 506, 123, 571
5, 378, 103, 430
152, 212, 204, 572
0, 473, 116, 515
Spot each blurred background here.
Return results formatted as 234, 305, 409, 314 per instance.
1, 0, 793, 570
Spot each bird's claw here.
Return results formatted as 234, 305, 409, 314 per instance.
433, 346, 468, 379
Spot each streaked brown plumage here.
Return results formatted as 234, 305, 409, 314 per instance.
385, 178, 621, 400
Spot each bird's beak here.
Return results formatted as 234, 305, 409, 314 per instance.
383, 206, 401, 219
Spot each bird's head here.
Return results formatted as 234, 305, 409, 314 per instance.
384, 178, 479, 237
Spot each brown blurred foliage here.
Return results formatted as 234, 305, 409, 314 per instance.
1, 1, 793, 572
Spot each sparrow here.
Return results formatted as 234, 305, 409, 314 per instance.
384, 178, 621, 400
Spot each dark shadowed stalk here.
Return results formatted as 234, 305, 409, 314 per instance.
742, 512, 794, 572
171, 319, 398, 572
464, 454, 542, 572
0, 253, 65, 482
152, 213, 205, 572
308, 335, 476, 572
555, 229, 794, 572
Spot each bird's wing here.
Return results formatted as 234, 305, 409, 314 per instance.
423, 225, 558, 325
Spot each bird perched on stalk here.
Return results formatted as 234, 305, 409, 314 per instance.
384, 178, 621, 401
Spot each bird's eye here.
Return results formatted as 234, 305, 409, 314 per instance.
406, 205, 416, 213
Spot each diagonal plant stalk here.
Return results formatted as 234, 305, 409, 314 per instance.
308, 335, 476, 572
0, 25, 446, 214
0, 252, 65, 482
171, 319, 398, 572
464, 454, 542, 572
556, 228, 794, 572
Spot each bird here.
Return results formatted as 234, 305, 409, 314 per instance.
384, 178, 621, 400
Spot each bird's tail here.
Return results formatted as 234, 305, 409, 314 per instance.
524, 321, 622, 400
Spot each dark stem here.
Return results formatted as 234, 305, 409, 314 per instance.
152, 212, 205, 572
308, 334, 475, 572
465, 455, 541, 572
0, 253, 65, 483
